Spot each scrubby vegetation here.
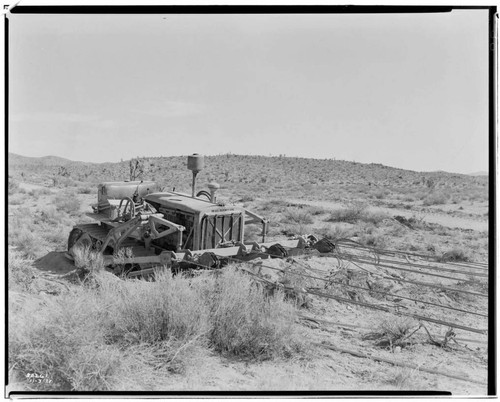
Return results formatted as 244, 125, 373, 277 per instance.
8, 265, 303, 391
326, 202, 388, 225
7, 153, 489, 393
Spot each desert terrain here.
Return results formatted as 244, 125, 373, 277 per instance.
7, 153, 490, 395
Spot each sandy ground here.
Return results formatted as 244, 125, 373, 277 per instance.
29, 247, 489, 395
10, 182, 489, 394
282, 198, 488, 232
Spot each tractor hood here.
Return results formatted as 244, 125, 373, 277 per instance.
145, 192, 243, 215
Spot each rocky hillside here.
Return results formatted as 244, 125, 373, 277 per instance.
8, 153, 488, 199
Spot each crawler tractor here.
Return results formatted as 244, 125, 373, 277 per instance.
67, 154, 331, 277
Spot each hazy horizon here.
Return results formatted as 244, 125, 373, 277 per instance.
8, 9, 490, 175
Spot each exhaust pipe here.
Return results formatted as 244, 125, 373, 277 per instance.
187, 154, 205, 198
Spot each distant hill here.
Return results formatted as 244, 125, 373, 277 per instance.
467, 171, 488, 177
7, 153, 489, 195
8, 153, 81, 166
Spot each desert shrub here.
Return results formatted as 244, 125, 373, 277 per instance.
101, 270, 211, 346
208, 268, 301, 359
422, 191, 449, 206
54, 177, 76, 188
8, 267, 302, 391
363, 211, 390, 224
43, 226, 69, 249
282, 208, 314, 225
259, 199, 289, 213
305, 206, 329, 216
363, 317, 420, 350
438, 248, 470, 263
327, 208, 363, 224
54, 192, 81, 215
393, 215, 426, 230
8, 178, 20, 195
372, 189, 387, 200
385, 367, 422, 389
281, 222, 313, 237
245, 224, 264, 242
318, 224, 353, 241
8, 194, 24, 205
327, 205, 388, 225
366, 278, 395, 300
9, 287, 117, 391
7, 284, 164, 391
8, 273, 208, 391
8, 251, 36, 292
28, 188, 52, 199
238, 194, 255, 203
34, 206, 62, 226
77, 187, 93, 194
402, 194, 416, 202
73, 245, 104, 276
10, 227, 45, 259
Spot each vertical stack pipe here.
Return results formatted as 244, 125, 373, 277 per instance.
187, 153, 205, 198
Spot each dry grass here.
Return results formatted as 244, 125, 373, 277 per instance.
8, 251, 37, 292
8, 195, 25, 205
363, 317, 420, 351
28, 188, 52, 199
208, 268, 303, 359
358, 231, 388, 250
8, 267, 303, 391
35, 206, 63, 225
422, 191, 449, 206
9, 226, 46, 259
282, 208, 314, 225
54, 192, 81, 215
384, 366, 422, 389
8, 177, 20, 195
438, 247, 470, 263
326, 202, 388, 226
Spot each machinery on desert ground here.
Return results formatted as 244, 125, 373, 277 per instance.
66, 154, 333, 277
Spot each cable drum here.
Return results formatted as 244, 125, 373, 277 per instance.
266, 243, 288, 258
199, 252, 220, 269
313, 238, 336, 253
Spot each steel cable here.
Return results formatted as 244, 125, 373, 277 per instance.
232, 248, 488, 298
336, 240, 489, 270
219, 254, 487, 318
336, 251, 488, 278
238, 266, 487, 335
336, 253, 488, 282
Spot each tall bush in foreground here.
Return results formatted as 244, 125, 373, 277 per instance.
9, 267, 302, 391
208, 268, 301, 359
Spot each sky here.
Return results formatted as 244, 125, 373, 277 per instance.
7, 9, 490, 174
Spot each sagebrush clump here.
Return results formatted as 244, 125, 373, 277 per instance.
208, 268, 302, 359
54, 192, 81, 215
422, 191, 449, 206
9, 266, 303, 391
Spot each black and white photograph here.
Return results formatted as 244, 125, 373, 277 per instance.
5, 3, 494, 397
